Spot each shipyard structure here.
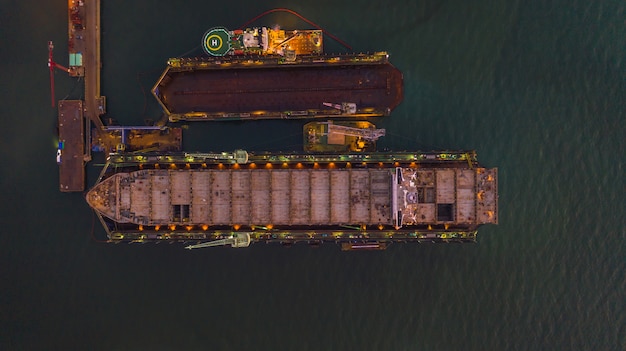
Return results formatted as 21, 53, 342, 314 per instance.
153, 53, 402, 122
152, 26, 403, 122
86, 151, 497, 250
64, 12, 497, 249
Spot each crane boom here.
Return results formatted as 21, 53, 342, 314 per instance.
327, 123, 386, 141
47, 41, 70, 107
185, 233, 251, 249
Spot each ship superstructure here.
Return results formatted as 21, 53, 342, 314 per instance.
87, 151, 497, 249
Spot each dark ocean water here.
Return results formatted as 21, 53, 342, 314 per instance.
1, 0, 624, 350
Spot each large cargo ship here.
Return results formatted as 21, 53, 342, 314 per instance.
152, 51, 403, 122
86, 151, 497, 250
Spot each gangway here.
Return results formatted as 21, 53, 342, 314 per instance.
185, 150, 249, 164
185, 233, 251, 249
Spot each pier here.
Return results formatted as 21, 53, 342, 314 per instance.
81, 0, 105, 128
58, 100, 86, 192
54, 0, 103, 191
54, 0, 182, 192
65, 0, 105, 127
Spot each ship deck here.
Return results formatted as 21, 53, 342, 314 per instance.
153, 56, 403, 121
89, 168, 394, 227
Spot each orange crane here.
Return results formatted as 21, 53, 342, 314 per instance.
48, 41, 70, 107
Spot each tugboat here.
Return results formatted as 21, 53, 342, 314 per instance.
304, 120, 386, 152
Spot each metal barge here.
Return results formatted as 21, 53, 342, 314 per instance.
152, 52, 403, 122
86, 151, 497, 250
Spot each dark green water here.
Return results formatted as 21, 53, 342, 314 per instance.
1, 0, 624, 349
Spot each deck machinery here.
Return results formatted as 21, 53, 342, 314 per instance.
86, 150, 497, 250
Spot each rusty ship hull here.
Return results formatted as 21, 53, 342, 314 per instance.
152, 53, 403, 122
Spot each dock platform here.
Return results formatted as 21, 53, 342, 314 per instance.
81, 0, 104, 128
58, 100, 85, 192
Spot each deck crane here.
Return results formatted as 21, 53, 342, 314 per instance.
48, 41, 70, 107
326, 122, 386, 141
323, 102, 357, 114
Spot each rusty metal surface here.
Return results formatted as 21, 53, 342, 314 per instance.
156, 62, 403, 119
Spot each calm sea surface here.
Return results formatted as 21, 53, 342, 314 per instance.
1, 0, 624, 350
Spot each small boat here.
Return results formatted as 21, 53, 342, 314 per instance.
304, 120, 386, 152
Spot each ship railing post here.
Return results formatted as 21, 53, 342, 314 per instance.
392, 167, 400, 229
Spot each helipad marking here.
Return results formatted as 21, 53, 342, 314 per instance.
205, 34, 223, 51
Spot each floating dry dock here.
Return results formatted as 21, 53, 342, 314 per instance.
152, 52, 403, 122
86, 151, 497, 249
